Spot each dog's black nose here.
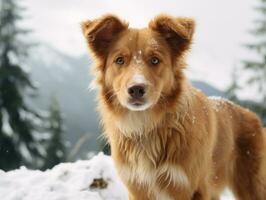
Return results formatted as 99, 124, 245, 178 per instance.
128, 85, 145, 99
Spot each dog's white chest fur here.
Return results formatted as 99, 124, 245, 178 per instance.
117, 157, 189, 198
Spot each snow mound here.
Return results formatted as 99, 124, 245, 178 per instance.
0, 153, 127, 200
0, 153, 234, 200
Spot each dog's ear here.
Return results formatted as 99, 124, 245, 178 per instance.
149, 15, 195, 56
81, 15, 128, 58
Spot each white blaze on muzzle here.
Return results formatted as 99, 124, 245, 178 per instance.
132, 74, 147, 85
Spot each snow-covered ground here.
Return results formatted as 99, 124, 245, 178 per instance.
0, 153, 234, 200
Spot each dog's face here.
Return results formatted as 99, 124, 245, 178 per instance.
103, 28, 175, 111
82, 15, 194, 112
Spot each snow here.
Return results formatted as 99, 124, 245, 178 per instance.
208, 96, 235, 112
0, 153, 234, 200
2, 111, 12, 136
0, 153, 127, 200
208, 96, 233, 103
148, 38, 159, 47
133, 55, 142, 65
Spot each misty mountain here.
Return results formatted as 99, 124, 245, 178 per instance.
26, 44, 100, 159
192, 80, 224, 96
25, 44, 225, 159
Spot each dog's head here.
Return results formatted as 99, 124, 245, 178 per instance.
82, 14, 194, 112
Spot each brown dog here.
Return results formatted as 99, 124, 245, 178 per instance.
82, 14, 266, 200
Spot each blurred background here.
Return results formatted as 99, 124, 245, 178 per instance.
0, 0, 265, 171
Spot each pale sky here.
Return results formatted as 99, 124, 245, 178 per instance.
22, 0, 256, 94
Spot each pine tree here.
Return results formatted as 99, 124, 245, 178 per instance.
243, 0, 266, 124
243, 0, 266, 103
226, 66, 241, 102
0, 0, 45, 170
42, 97, 65, 169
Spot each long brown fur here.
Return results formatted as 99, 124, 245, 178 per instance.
82, 14, 266, 200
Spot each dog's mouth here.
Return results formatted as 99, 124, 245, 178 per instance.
129, 98, 145, 106
124, 98, 153, 111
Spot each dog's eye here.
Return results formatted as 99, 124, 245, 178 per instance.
150, 57, 160, 65
115, 57, 125, 65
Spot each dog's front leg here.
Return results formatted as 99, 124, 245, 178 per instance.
126, 185, 153, 200
191, 185, 211, 200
